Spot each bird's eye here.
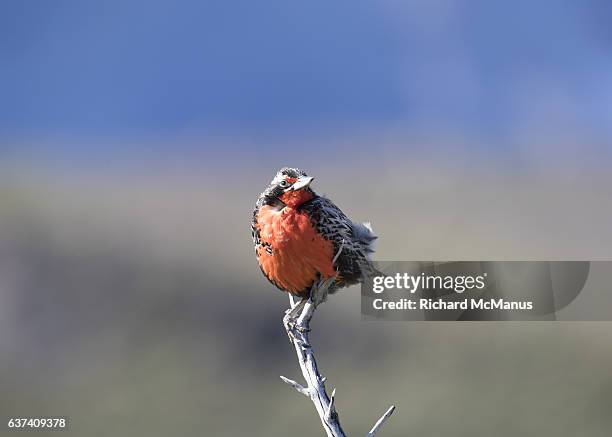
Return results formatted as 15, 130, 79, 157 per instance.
279, 180, 289, 188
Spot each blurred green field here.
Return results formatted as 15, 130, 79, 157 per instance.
1, 153, 611, 436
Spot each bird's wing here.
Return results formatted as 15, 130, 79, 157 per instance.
301, 196, 377, 286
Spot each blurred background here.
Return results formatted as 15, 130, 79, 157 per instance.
2, 1, 612, 436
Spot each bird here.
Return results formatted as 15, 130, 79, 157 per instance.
252, 167, 378, 311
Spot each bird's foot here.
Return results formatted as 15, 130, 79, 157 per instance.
283, 297, 309, 340
283, 314, 298, 342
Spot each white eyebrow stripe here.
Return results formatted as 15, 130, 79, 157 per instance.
271, 172, 285, 184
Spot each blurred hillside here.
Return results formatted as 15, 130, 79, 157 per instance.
1, 150, 611, 436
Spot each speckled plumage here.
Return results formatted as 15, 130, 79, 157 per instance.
252, 167, 377, 298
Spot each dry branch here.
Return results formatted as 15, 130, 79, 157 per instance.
280, 279, 395, 436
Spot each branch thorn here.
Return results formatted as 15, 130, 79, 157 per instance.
366, 405, 396, 436
279, 375, 310, 397
325, 388, 337, 422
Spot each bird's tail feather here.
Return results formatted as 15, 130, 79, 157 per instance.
353, 221, 377, 256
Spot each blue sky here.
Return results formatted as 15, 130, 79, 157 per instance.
2, 0, 612, 152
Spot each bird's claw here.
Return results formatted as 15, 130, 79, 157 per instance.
283, 308, 311, 345
295, 324, 310, 333
283, 313, 299, 341
283, 313, 296, 328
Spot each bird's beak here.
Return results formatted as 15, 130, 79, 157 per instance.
291, 176, 314, 191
